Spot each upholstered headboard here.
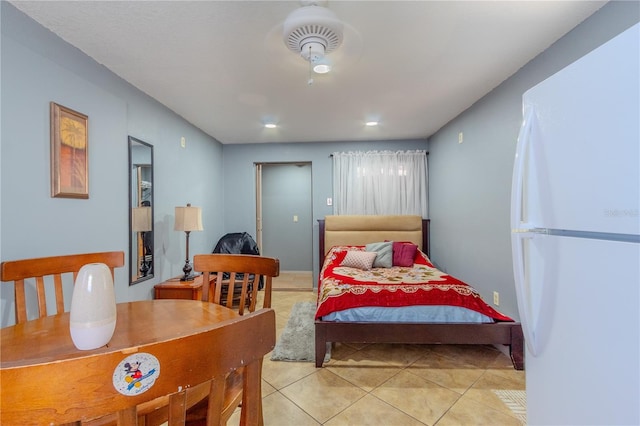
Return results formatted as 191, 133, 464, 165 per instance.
318, 215, 430, 269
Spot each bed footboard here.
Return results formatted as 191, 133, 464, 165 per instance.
315, 320, 524, 370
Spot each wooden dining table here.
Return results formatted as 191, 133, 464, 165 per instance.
0, 299, 274, 425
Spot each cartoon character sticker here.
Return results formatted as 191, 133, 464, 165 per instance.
113, 353, 160, 396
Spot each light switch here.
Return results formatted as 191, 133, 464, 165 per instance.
293, 215, 298, 223
327, 198, 333, 206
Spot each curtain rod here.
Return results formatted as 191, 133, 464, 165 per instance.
329, 151, 429, 157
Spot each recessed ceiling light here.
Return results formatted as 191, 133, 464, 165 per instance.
365, 121, 379, 127
264, 123, 277, 129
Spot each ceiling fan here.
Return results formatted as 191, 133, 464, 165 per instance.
281, 1, 347, 84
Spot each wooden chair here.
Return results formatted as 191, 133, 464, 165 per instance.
0, 251, 125, 324
1, 306, 276, 426
186, 254, 279, 424
194, 253, 280, 314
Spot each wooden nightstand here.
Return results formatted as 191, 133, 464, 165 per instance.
154, 274, 206, 300
154, 274, 251, 308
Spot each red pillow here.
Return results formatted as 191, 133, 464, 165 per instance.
392, 242, 417, 267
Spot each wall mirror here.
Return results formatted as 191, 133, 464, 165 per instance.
129, 136, 154, 285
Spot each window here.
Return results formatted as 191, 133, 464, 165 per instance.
332, 150, 428, 216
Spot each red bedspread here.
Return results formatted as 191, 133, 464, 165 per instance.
316, 246, 513, 322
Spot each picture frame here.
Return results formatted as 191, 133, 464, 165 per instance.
50, 102, 89, 198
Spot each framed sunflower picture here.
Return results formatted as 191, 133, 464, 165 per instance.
50, 102, 89, 198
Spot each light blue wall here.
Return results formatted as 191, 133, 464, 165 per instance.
0, 3, 224, 326
222, 139, 428, 282
428, 1, 640, 320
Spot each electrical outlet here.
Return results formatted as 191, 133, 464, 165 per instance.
180, 136, 186, 148
493, 291, 500, 306
458, 132, 464, 144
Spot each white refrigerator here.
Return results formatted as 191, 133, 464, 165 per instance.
511, 23, 639, 426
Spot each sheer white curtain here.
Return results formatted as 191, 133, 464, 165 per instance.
332, 150, 428, 217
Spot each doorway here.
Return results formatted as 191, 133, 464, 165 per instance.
256, 162, 313, 290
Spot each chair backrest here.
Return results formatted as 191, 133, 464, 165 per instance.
193, 253, 279, 314
1, 307, 276, 425
1, 251, 125, 324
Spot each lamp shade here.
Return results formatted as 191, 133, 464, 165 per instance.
174, 204, 203, 232
69, 263, 117, 350
132, 206, 152, 232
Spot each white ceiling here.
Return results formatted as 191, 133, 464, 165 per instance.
10, 1, 606, 144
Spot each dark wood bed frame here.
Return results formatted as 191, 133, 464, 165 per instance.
315, 218, 524, 370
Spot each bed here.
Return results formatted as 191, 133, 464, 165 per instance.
314, 215, 524, 370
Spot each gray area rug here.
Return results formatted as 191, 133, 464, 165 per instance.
271, 301, 330, 362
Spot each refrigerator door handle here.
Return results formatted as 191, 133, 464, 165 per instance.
512, 231, 540, 356
511, 106, 535, 232
511, 106, 540, 356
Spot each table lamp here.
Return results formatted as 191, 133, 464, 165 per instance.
132, 206, 152, 276
174, 203, 203, 281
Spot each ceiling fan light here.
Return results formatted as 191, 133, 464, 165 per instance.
313, 63, 331, 74
312, 56, 332, 74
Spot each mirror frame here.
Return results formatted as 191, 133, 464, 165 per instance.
128, 136, 154, 285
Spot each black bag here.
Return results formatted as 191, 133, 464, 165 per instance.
212, 232, 260, 256
212, 232, 263, 290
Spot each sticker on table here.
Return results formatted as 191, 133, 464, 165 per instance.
113, 352, 160, 396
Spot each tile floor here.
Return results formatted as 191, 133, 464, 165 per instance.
272, 271, 314, 291
230, 289, 526, 425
